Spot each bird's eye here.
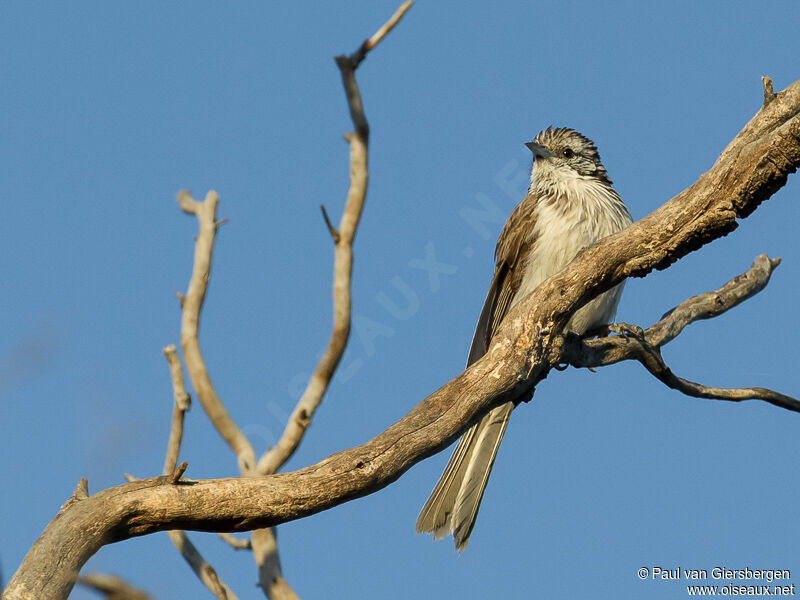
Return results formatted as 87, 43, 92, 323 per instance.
562, 148, 574, 159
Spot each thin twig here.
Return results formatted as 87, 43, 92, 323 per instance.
250, 6, 413, 598
365, 2, 413, 53
635, 342, 800, 411
349, 1, 413, 69
334, 2, 412, 139
156, 344, 237, 598
161, 345, 191, 475
217, 532, 252, 551
177, 190, 256, 474
77, 573, 151, 600
320, 204, 340, 243
166, 531, 238, 600
255, 2, 410, 479
763, 75, 776, 106
169, 461, 188, 484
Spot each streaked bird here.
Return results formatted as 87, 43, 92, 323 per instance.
416, 127, 633, 551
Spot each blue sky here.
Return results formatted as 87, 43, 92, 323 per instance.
2, 2, 799, 598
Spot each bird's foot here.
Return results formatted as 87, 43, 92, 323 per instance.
605, 322, 644, 338
585, 322, 644, 339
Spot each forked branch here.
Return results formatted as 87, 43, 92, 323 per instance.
257, 0, 413, 478
176, 190, 256, 474
120, 346, 237, 599
563, 254, 800, 411
251, 6, 413, 598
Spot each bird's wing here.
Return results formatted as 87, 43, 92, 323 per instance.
466, 194, 538, 366
416, 195, 539, 550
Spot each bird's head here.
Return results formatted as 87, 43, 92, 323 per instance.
526, 127, 611, 188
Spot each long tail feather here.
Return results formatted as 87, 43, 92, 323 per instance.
416, 401, 514, 550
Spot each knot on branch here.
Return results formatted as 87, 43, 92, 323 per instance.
296, 408, 311, 428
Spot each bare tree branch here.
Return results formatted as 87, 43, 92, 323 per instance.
362, 1, 413, 56
575, 253, 781, 358
217, 533, 252, 551
164, 532, 237, 600
177, 189, 256, 474
124, 346, 238, 599
122, 471, 238, 600
248, 6, 413, 598
161, 344, 191, 476
6, 74, 800, 600
77, 573, 151, 600
256, 0, 413, 478
252, 528, 296, 600
177, 187, 292, 598
564, 254, 800, 411
179, 190, 277, 596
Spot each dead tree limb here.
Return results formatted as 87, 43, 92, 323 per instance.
161, 345, 191, 477
563, 254, 800, 410
256, 0, 414, 478
5, 74, 800, 600
163, 531, 236, 600
77, 573, 151, 600
156, 346, 238, 599
217, 532, 252, 551
176, 189, 278, 598
176, 190, 256, 475
249, 5, 412, 598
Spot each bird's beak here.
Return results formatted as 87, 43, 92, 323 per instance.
525, 141, 549, 159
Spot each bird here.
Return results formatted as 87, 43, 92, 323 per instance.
416, 127, 633, 551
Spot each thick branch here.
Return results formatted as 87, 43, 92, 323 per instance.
122, 474, 238, 600
7, 78, 800, 600
177, 190, 255, 473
